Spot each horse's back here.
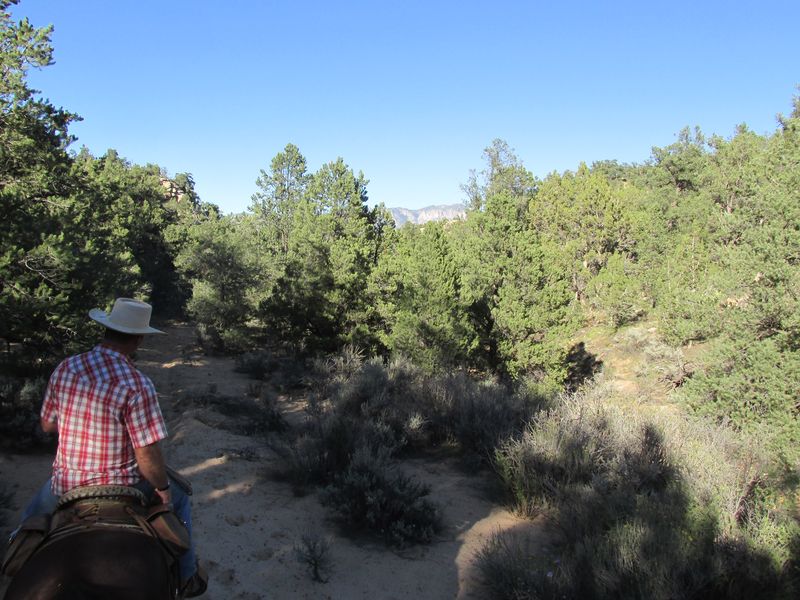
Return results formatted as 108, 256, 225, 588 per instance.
4, 528, 173, 600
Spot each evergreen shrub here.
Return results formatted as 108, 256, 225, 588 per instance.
0, 376, 49, 449
195, 323, 223, 353
218, 328, 255, 354
681, 336, 800, 463
587, 253, 647, 327
194, 321, 254, 354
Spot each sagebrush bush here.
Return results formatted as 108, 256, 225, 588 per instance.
484, 386, 798, 599
233, 345, 309, 391
274, 346, 552, 546
294, 531, 333, 583
493, 395, 619, 518
426, 372, 536, 459
273, 413, 404, 493
631, 335, 690, 389
326, 345, 366, 381
319, 349, 551, 460
235, 349, 278, 379
320, 445, 442, 547
476, 529, 562, 600
325, 358, 390, 420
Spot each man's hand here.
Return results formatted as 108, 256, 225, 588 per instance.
155, 486, 172, 505
40, 417, 58, 434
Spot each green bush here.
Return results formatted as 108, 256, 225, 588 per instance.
195, 322, 223, 353
320, 445, 442, 547
0, 376, 49, 449
681, 336, 800, 463
194, 321, 254, 354
587, 253, 647, 327
218, 327, 256, 354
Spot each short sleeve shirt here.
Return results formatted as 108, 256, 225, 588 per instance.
41, 344, 168, 495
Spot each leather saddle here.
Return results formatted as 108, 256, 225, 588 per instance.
53, 484, 190, 558
51, 484, 147, 529
2, 485, 190, 578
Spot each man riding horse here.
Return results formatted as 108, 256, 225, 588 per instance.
8, 298, 207, 597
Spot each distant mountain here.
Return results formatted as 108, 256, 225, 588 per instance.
389, 204, 466, 226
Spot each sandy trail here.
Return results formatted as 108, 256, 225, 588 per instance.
2, 324, 543, 599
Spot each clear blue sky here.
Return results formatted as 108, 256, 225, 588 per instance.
12, 0, 800, 213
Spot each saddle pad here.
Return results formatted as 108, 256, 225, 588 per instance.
1, 514, 51, 577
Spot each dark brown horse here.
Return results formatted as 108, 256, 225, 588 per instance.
3, 526, 176, 600
3, 485, 183, 600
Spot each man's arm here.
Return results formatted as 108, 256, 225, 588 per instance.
134, 441, 172, 504
40, 417, 58, 434
40, 365, 62, 434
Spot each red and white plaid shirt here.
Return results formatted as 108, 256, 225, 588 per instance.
41, 344, 168, 495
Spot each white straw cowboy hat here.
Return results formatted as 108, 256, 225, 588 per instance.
89, 298, 165, 335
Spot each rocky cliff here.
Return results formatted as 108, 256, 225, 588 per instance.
389, 204, 466, 226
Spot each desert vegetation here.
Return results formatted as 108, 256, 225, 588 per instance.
242, 347, 797, 597
2, 1, 799, 597
484, 386, 797, 599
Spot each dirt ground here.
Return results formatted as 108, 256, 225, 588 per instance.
1, 325, 544, 599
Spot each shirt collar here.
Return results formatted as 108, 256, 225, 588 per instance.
95, 344, 133, 365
